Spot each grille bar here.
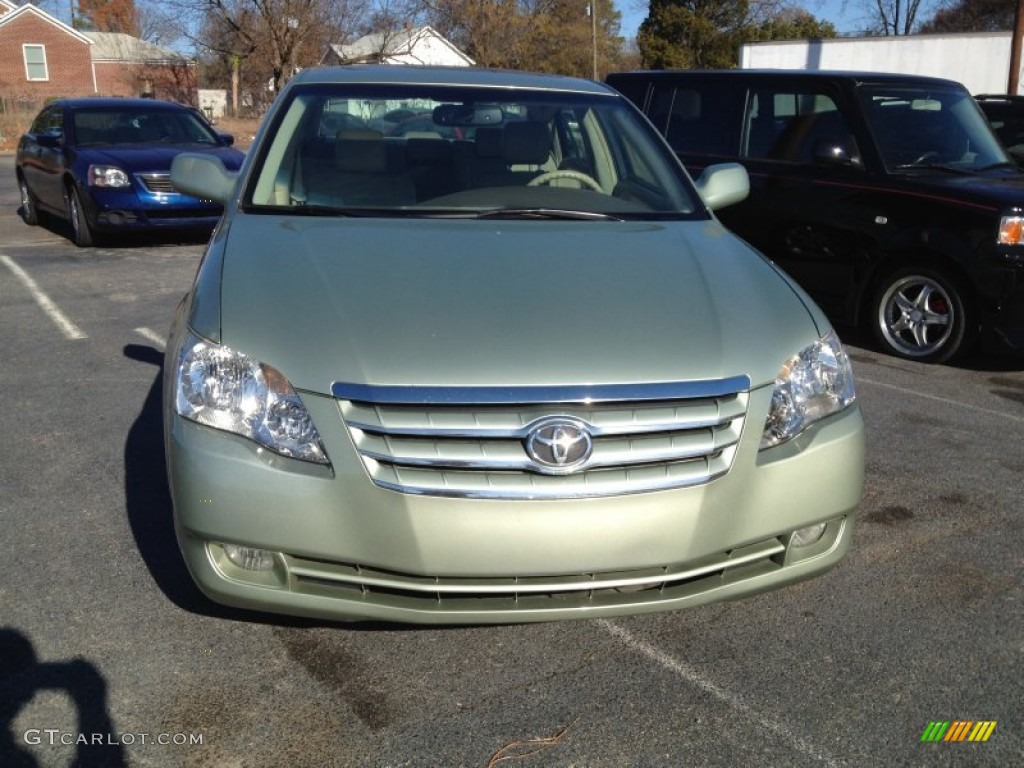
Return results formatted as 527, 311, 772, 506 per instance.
136, 172, 179, 194
342, 395, 747, 438
352, 419, 742, 472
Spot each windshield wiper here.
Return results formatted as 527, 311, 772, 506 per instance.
284, 204, 408, 217
974, 161, 1018, 172
471, 208, 624, 222
892, 163, 971, 174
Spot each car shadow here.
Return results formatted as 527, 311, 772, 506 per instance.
122, 344, 414, 632
0, 627, 126, 767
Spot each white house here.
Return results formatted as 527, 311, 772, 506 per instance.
321, 25, 474, 67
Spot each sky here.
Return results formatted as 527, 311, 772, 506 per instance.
35, 0, 862, 47
617, 0, 862, 42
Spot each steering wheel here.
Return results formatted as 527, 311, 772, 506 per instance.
527, 169, 603, 192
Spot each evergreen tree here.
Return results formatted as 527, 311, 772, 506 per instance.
637, 0, 750, 69
919, 0, 1015, 32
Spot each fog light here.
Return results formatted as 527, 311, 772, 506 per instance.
223, 544, 275, 571
791, 523, 827, 548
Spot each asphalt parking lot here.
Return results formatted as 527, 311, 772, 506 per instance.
0, 153, 1021, 767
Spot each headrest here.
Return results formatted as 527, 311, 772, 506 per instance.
501, 122, 551, 165
474, 127, 503, 158
335, 129, 386, 173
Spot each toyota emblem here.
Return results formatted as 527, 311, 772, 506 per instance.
525, 419, 593, 474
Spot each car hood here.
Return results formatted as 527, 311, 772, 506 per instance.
76, 144, 244, 173
214, 216, 822, 394
894, 166, 1024, 209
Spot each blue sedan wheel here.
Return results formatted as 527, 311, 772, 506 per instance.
66, 184, 96, 247
18, 175, 40, 226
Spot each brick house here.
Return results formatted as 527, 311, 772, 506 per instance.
87, 31, 197, 103
0, 0, 95, 105
0, 0, 196, 110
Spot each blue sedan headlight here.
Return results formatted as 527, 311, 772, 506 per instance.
88, 165, 130, 188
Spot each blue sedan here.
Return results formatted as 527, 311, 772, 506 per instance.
15, 98, 245, 246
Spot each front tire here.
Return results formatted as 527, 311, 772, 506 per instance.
18, 175, 40, 225
871, 267, 971, 363
66, 184, 96, 247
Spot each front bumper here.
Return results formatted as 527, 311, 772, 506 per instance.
165, 384, 866, 625
84, 187, 223, 232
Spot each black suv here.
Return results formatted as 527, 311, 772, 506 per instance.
976, 94, 1024, 166
607, 70, 1024, 362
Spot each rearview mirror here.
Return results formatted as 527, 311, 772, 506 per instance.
433, 104, 504, 127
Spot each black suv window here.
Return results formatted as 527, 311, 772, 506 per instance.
744, 89, 855, 164
859, 85, 1007, 171
647, 83, 742, 157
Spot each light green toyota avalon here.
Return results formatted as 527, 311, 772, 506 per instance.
165, 65, 865, 624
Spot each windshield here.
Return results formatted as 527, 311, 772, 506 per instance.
859, 84, 1011, 172
72, 107, 221, 146
245, 84, 702, 219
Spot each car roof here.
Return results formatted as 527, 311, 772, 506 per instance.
54, 97, 194, 111
288, 65, 616, 97
606, 69, 965, 89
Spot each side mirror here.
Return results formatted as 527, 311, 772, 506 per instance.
170, 153, 237, 204
217, 132, 235, 147
36, 133, 62, 149
695, 163, 749, 211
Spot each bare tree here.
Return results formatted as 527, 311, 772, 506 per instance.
136, 0, 184, 44
164, 0, 368, 114
856, 0, 939, 34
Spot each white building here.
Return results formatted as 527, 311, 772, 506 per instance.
321, 25, 474, 67
740, 31, 1020, 96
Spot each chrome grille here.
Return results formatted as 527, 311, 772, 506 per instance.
136, 172, 178, 194
333, 378, 750, 499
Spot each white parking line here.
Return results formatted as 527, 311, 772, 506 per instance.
597, 619, 840, 767
857, 376, 1024, 423
134, 327, 167, 349
0, 253, 87, 340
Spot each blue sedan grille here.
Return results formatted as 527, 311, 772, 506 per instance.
136, 172, 178, 194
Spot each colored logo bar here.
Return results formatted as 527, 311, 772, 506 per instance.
921, 721, 997, 742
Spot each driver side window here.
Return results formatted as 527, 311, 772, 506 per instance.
745, 90, 855, 165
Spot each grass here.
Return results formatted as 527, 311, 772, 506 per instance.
208, 116, 263, 149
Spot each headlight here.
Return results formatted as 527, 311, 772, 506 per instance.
88, 165, 130, 188
175, 332, 329, 464
998, 215, 1024, 245
761, 330, 856, 449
